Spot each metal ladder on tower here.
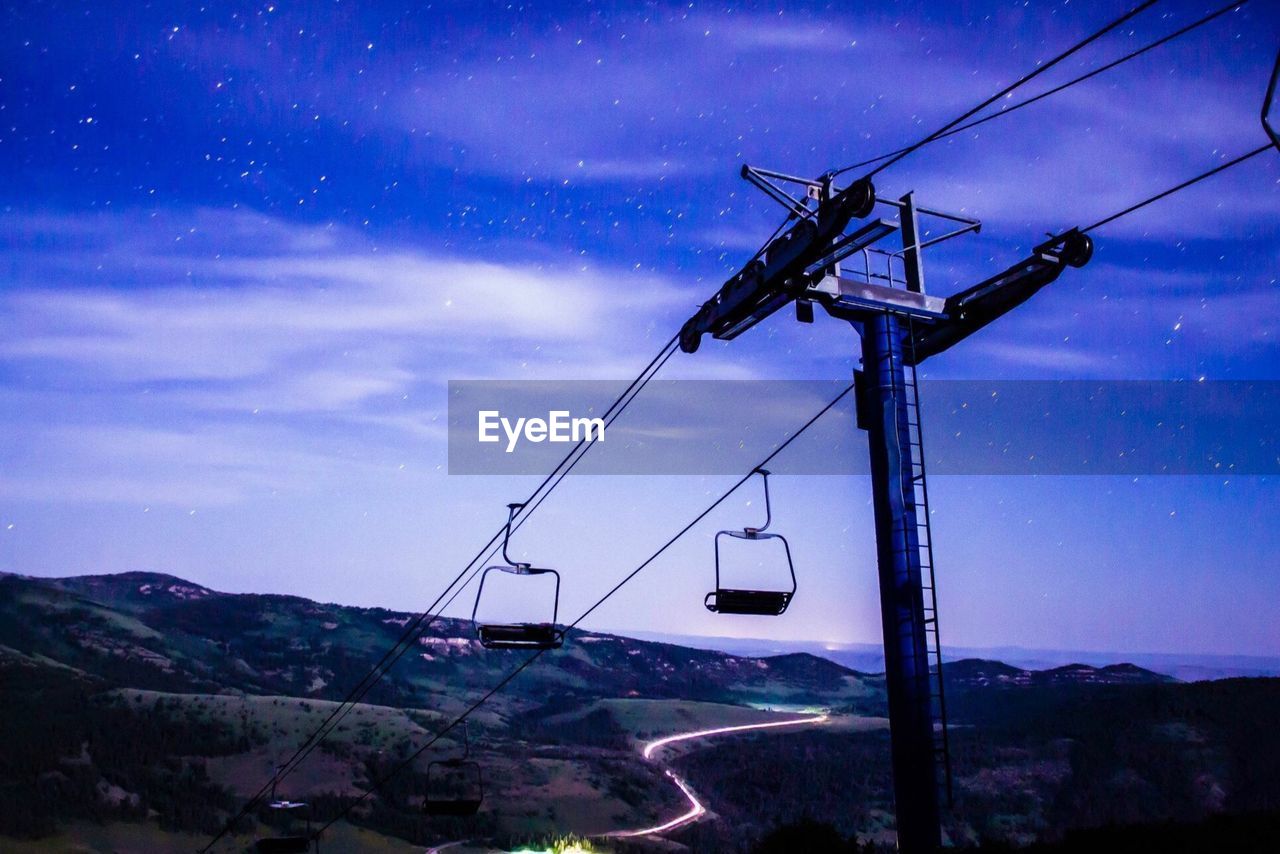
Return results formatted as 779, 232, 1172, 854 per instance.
903, 323, 953, 807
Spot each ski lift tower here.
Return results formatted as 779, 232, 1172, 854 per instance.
679, 168, 1092, 853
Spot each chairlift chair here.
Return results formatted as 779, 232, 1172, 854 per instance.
705, 468, 797, 616
255, 774, 313, 853
472, 502, 564, 650
422, 722, 485, 817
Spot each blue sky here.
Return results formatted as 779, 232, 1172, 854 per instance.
2, 1, 1278, 656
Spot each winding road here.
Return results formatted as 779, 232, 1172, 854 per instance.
604, 712, 830, 839
425, 711, 830, 851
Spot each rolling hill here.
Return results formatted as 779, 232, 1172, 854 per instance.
0, 571, 880, 715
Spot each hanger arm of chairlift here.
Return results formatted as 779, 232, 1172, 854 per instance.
748, 467, 773, 534
500, 502, 525, 567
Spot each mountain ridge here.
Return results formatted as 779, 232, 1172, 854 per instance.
0, 571, 1176, 715
626, 629, 1268, 681
0, 571, 881, 714
945, 657, 1177, 689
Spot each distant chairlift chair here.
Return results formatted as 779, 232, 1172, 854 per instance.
705, 468, 797, 616
471, 502, 564, 650
255, 772, 313, 853
422, 722, 484, 817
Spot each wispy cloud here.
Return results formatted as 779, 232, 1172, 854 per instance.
0, 209, 697, 505
2, 210, 688, 384
965, 340, 1120, 374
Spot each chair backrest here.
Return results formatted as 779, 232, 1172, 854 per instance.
424, 757, 483, 815
712, 528, 797, 598
472, 564, 561, 636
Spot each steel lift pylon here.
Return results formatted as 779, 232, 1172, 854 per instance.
679, 170, 1092, 852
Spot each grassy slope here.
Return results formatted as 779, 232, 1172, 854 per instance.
14, 679, 690, 847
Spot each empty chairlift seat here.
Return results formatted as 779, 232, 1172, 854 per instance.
256, 784, 313, 853
422, 758, 484, 816
423, 723, 484, 817
705, 468, 797, 616
472, 502, 564, 650
475, 615, 561, 649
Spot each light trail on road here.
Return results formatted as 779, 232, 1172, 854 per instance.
641, 713, 830, 759
605, 712, 830, 838
604, 770, 706, 838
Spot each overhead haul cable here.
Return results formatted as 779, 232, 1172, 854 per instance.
856, 0, 1161, 179
1081, 143, 1275, 233
834, 0, 1250, 175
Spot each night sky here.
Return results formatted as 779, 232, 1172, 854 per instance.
2, 1, 1278, 657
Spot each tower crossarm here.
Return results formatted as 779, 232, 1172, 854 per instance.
678, 177, 876, 353
908, 228, 1094, 364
